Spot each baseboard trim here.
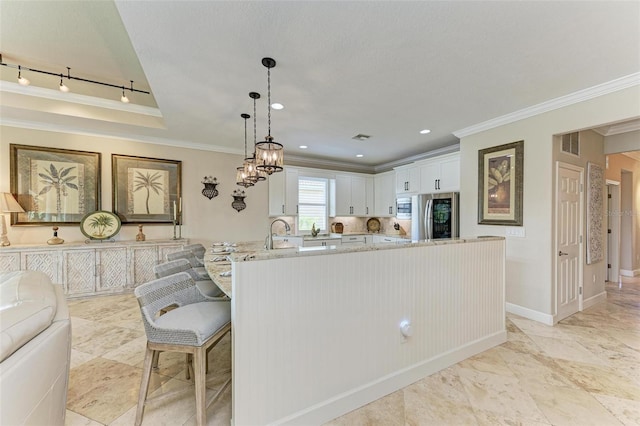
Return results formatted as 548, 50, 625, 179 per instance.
506, 302, 554, 325
620, 269, 640, 277
583, 291, 607, 310
275, 330, 507, 425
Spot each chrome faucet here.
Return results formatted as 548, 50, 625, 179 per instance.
265, 219, 291, 250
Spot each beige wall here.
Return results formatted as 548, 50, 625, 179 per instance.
459, 85, 640, 319
606, 153, 640, 273
0, 126, 270, 245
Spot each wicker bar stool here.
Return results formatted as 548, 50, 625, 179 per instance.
134, 272, 231, 426
154, 258, 225, 298
166, 250, 209, 279
183, 243, 207, 263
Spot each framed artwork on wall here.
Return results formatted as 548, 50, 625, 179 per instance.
112, 154, 182, 224
478, 140, 524, 226
10, 144, 101, 225
586, 162, 604, 264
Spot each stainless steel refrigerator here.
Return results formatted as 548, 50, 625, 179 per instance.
411, 192, 459, 240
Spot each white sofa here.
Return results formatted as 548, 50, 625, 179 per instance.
0, 271, 71, 426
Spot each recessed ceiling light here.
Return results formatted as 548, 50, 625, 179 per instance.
356, 154, 364, 158
271, 103, 284, 110
299, 145, 308, 149
420, 129, 431, 134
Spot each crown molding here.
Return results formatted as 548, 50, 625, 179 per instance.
0, 81, 162, 117
374, 143, 460, 172
0, 118, 243, 156
453, 73, 640, 139
285, 154, 376, 174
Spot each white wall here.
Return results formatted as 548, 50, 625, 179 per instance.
459, 85, 640, 319
0, 126, 270, 245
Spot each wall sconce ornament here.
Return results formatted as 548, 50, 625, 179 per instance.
231, 190, 247, 212
201, 176, 219, 199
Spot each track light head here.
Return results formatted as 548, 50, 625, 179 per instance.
17, 65, 29, 86
59, 75, 69, 92
120, 87, 129, 103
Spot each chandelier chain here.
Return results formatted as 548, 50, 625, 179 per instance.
267, 67, 271, 137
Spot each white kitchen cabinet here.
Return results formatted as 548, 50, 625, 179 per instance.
341, 235, 366, 244
395, 164, 420, 195
334, 174, 373, 216
2, 239, 187, 297
303, 238, 342, 247
374, 170, 396, 217
268, 167, 299, 216
372, 235, 408, 244
417, 153, 460, 193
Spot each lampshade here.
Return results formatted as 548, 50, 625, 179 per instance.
0, 192, 25, 213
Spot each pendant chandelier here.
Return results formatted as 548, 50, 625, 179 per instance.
236, 113, 255, 188
248, 91, 267, 182
255, 57, 284, 174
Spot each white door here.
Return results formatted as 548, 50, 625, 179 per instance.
555, 162, 583, 321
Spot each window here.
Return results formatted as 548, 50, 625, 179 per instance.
298, 177, 328, 232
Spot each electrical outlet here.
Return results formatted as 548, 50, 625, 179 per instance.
505, 227, 525, 238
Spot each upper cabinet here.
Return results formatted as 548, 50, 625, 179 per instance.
268, 167, 299, 216
374, 170, 395, 217
417, 152, 460, 193
334, 174, 373, 216
395, 164, 420, 195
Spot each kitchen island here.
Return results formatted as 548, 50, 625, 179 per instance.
204, 237, 506, 425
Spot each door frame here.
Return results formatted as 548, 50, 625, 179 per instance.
606, 180, 621, 283
554, 161, 584, 320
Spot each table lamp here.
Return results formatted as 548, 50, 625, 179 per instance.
0, 192, 25, 247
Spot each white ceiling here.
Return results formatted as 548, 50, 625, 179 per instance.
1, 1, 639, 171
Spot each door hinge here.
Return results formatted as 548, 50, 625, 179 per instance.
608, 193, 612, 199
608, 229, 612, 234
579, 235, 582, 243
607, 263, 611, 269
580, 183, 583, 192
579, 287, 582, 295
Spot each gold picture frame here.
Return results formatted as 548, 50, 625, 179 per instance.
112, 154, 182, 224
478, 140, 524, 226
10, 144, 101, 225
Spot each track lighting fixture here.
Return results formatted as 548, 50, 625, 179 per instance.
17, 65, 29, 86
255, 57, 284, 175
1, 57, 149, 103
121, 87, 130, 103
59, 74, 69, 92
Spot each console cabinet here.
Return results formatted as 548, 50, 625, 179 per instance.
0, 239, 186, 297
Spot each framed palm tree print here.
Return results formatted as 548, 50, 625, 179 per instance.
10, 144, 101, 225
112, 154, 182, 224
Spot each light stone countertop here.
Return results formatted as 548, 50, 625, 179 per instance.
204, 236, 504, 297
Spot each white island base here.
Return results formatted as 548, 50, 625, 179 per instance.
230, 237, 505, 425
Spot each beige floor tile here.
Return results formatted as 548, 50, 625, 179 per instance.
324, 390, 405, 426
593, 394, 640, 426
65, 409, 103, 426
67, 357, 172, 424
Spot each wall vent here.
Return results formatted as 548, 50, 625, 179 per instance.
561, 132, 579, 156
352, 134, 371, 141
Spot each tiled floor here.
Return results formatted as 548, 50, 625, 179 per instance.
65, 278, 640, 425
